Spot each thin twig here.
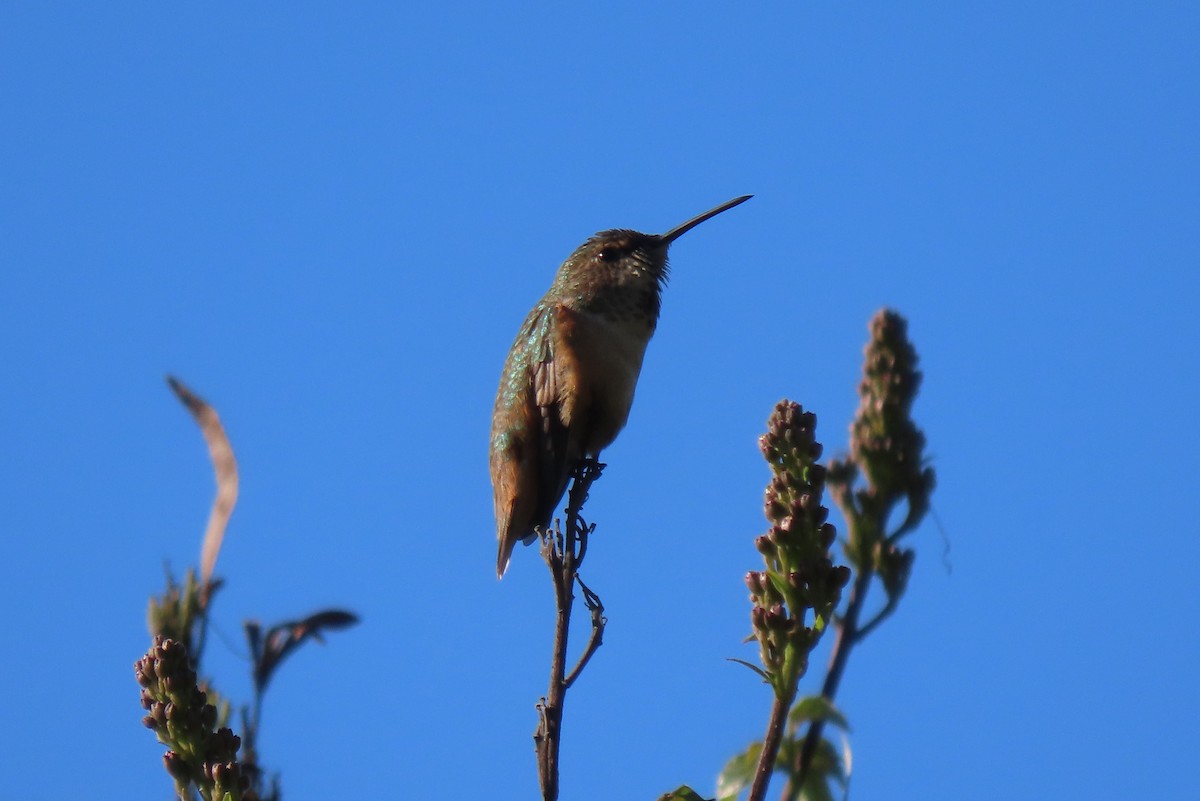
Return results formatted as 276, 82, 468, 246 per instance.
564, 576, 606, 689
535, 563, 570, 801
854, 594, 899, 642
533, 460, 604, 801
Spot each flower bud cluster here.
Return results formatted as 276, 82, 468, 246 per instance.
135, 635, 253, 801
848, 310, 935, 531
831, 310, 934, 599
748, 401, 850, 696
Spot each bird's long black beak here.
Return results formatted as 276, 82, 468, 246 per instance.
658, 195, 753, 245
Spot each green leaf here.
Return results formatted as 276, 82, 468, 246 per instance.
787, 695, 850, 731
726, 657, 772, 684
716, 741, 762, 801
766, 570, 792, 600
771, 735, 847, 801
809, 737, 850, 794
657, 785, 713, 801
797, 776, 835, 801
775, 735, 797, 770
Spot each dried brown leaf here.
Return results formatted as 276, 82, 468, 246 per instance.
166, 375, 239, 602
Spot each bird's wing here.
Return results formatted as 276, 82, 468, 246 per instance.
530, 306, 573, 534
491, 302, 571, 577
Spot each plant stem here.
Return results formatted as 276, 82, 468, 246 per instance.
533, 460, 603, 801
781, 560, 872, 801
535, 564, 571, 801
748, 690, 793, 801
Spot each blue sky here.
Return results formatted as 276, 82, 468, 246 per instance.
1, 3, 1197, 799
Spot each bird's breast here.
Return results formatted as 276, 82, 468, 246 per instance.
554, 306, 655, 452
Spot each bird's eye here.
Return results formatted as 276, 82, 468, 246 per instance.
598, 248, 620, 263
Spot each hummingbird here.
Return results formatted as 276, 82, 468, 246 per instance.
489, 195, 752, 578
